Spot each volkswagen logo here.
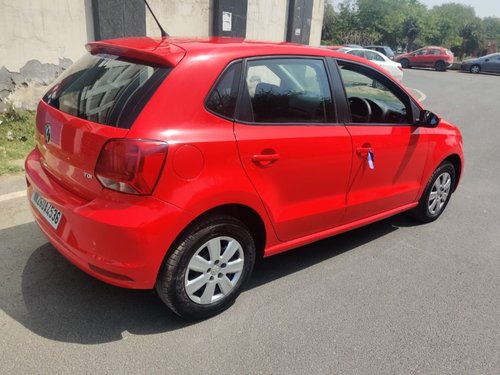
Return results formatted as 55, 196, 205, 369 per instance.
44, 124, 51, 144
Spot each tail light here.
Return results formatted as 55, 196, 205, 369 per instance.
95, 139, 168, 195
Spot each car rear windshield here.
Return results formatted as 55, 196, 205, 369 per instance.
43, 53, 171, 129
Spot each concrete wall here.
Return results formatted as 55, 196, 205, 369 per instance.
246, 0, 288, 42
145, 0, 323, 45
145, 0, 211, 37
0, 0, 93, 72
309, 0, 325, 46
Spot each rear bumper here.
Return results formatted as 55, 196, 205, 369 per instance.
25, 148, 190, 289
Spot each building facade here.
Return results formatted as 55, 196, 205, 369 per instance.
0, 0, 325, 72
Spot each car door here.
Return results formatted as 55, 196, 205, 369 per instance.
335, 61, 429, 223
425, 48, 441, 67
234, 57, 352, 242
483, 54, 500, 72
410, 49, 427, 67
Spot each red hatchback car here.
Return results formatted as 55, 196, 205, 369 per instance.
396, 46, 454, 71
26, 37, 464, 319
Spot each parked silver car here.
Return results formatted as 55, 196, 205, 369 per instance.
461, 53, 500, 74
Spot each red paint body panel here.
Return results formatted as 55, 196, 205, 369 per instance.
26, 148, 195, 288
25, 37, 465, 290
234, 123, 352, 242
343, 125, 428, 222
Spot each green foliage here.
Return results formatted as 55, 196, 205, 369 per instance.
0, 107, 35, 175
321, 0, 500, 57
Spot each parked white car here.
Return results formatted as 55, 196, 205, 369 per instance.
338, 47, 404, 81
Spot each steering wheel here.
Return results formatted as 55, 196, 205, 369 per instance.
348, 97, 372, 123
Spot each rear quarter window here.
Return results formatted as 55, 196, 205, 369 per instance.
43, 53, 170, 129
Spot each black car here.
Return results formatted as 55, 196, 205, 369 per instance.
365, 45, 395, 60
461, 53, 500, 74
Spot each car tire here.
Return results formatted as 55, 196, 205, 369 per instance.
412, 161, 455, 223
435, 61, 446, 71
155, 215, 256, 320
470, 64, 481, 74
400, 59, 410, 69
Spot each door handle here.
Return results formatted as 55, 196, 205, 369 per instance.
252, 153, 280, 167
356, 147, 372, 157
356, 147, 375, 169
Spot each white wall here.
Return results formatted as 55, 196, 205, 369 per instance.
246, 0, 288, 42
0, 0, 324, 72
309, 0, 325, 46
145, 0, 211, 38
0, 0, 93, 71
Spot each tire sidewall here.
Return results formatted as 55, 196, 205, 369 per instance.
418, 162, 456, 222
435, 61, 445, 71
470, 64, 480, 74
163, 218, 256, 319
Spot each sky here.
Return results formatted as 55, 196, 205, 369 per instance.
417, 0, 500, 18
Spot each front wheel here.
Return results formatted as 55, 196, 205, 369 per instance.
400, 59, 410, 69
155, 216, 256, 320
412, 162, 456, 223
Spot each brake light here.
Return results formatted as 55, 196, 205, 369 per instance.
95, 139, 168, 195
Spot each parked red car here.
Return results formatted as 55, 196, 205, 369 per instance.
396, 46, 454, 71
26, 37, 464, 319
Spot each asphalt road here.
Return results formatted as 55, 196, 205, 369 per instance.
1, 69, 499, 374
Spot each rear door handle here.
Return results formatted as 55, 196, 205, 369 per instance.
252, 153, 280, 167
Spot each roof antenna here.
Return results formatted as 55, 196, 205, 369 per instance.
143, 0, 169, 37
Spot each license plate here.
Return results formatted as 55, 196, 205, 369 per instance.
31, 191, 63, 230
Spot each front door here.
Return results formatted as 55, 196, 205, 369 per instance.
234, 57, 352, 242
337, 62, 429, 223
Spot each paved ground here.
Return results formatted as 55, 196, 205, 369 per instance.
1, 69, 499, 374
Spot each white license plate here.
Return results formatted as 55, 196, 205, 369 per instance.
31, 191, 63, 230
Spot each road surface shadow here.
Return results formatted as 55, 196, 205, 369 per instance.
0, 214, 418, 344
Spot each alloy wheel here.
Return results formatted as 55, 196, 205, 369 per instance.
184, 236, 245, 304
427, 172, 451, 216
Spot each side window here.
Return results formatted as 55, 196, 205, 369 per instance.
366, 51, 384, 62
240, 58, 334, 124
339, 64, 411, 124
429, 49, 440, 55
205, 62, 242, 119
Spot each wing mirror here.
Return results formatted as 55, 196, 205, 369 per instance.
418, 110, 440, 128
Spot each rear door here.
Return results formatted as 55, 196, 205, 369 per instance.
483, 54, 500, 72
336, 61, 429, 223
234, 57, 352, 242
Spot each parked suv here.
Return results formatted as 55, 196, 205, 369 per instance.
26, 37, 464, 319
365, 45, 395, 60
396, 46, 454, 71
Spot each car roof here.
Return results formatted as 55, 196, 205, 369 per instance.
340, 47, 388, 58
87, 36, 360, 67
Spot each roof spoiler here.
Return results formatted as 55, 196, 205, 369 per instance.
86, 39, 185, 67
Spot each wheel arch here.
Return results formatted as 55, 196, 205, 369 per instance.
167, 203, 267, 262
443, 154, 462, 192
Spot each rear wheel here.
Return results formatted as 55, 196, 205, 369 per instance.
470, 64, 481, 74
155, 216, 256, 320
400, 59, 410, 69
435, 61, 446, 71
412, 162, 455, 223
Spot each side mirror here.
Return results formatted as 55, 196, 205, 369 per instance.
418, 110, 440, 128
485, 58, 490, 62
